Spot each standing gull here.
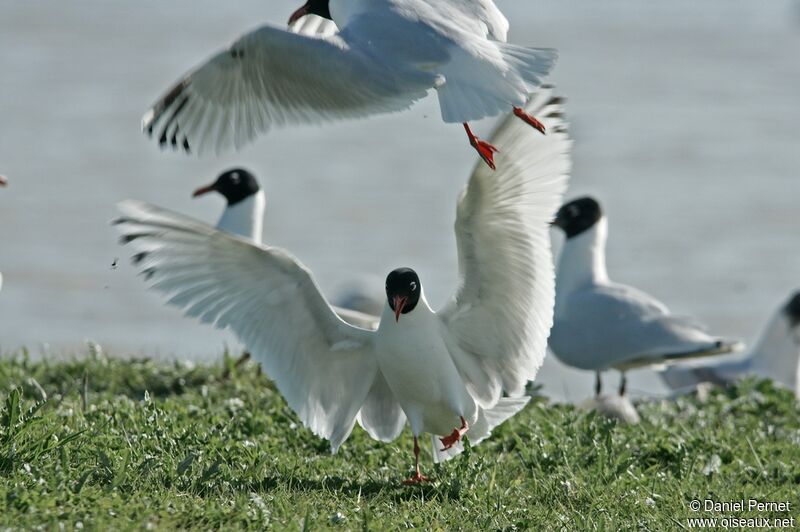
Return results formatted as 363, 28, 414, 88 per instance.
142, 0, 557, 169
119, 90, 571, 483
548, 196, 741, 397
660, 291, 800, 397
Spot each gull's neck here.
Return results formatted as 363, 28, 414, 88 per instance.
746, 307, 800, 390
215, 190, 265, 244
378, 288, 436, 331
556, 217, 610, 305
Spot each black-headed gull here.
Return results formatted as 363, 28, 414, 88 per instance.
119, 90, 571, 483
659, 291, 800, 397
549, 196, 742, 397
188, 167, 379, 329
192, 168, 266, 245
142, 0, 557, 169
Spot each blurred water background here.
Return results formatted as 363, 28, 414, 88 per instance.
0, 0, 798, 402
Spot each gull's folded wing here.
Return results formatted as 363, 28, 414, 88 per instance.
115, 201, 377, 451
553, 283, 741, 371
439, 87, 571, 406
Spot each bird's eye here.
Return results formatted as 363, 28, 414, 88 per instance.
410, 282, 417, 291
568, 206, 579, 216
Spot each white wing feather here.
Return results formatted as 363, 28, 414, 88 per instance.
115, 201, 378, 451
356, 371, 407, 442
439, 87, 571, 406
142, 24, 432, 155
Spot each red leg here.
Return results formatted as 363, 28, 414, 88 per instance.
463, 123, 498, 170
403, 436, 431, 485
439, 416, 469, 451
513, 107, 546, 135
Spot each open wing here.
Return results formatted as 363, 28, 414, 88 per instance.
439, 87, 571, 406
396, 0, 509, 42
142, 23, 431, 155
115, 201, 377, 451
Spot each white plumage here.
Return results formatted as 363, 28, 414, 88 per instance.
118, 90, 570, 479
214, 193, 266, 245
549, 197, 742, 396
660, 291, 800, 398
142, 0, 556, 155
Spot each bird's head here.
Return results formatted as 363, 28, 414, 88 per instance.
289, 0, 332, 25
784, 291, 800, 331
0, 175, 7, 187
551, 196, 603, 238
385, 267, 421, 323
192, 168, 260, 206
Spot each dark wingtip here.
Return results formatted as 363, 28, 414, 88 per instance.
119, 232, 153, 245
132, 252, 149, 265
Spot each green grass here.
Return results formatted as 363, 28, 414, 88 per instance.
1, 348, 798, 530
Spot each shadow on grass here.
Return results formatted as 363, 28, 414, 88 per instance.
242, 473, 458, 502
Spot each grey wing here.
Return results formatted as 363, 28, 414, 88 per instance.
142, 24, 431, 155
394, 0, 509, 41
551, 284, 730, 371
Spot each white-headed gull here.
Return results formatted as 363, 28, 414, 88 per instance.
660, 291, 800, 398
119, 90, 571, 483
549, 196, 742, 397
142, 0, 557, 169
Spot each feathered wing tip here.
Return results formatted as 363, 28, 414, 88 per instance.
115, 199, 384, 454
438, 85, 571, 411
437, 45, 558, 123
430, 396, 530, 463
500, 44, 558, 92
661, 339, 744, 363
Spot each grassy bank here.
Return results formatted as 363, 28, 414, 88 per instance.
1, 349, 798, 530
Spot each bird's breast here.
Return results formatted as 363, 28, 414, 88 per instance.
375, 317, 473, 432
